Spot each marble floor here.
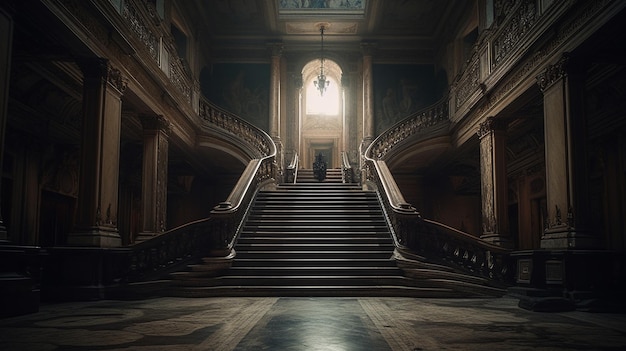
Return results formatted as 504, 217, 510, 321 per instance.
0, 296, 625, 350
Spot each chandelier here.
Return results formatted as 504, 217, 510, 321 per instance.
314, 24, 329, 96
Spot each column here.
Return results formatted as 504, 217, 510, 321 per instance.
268, 42, 283, 169
0, 5, 13, 241
136, 115, 170, 242
68, 58, 126, 247
361, 42, 376, 150
478, 116, 511, 247
537, 53, 594, 249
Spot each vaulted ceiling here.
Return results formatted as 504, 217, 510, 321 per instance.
179, 0, 473, 63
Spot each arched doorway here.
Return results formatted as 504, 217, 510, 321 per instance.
299, 59, 343, 169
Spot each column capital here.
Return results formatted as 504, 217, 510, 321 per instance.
267, 41, 284, 57
77, 58, 128, 94
477, 116, 507, 139
536, 53, 587, 93
140, 114, 171, 132
360, 41, 377, 56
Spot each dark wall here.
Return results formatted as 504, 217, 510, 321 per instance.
373, 64, 441, 134
201, 63, 270, 132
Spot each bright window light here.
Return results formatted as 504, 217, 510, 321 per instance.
306, 77, 340, 115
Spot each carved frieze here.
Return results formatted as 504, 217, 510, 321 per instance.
492, 0, 537, 68
455, 58, 480, 110
121, 0, 160, 63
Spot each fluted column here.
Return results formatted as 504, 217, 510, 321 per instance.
68, 58, 126, 247
136, 115, 170, 243
478, 117, 511, 247
0, 6, 13, 241
537, 53, 595, 249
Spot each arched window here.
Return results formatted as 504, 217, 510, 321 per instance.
305, 76, 340, 116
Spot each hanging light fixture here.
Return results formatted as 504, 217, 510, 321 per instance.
314, 24, 329, 96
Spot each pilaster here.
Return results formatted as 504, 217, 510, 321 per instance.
536, 53, 595, 249
68, 58, 126, 247
135, 115, 170, 242
478, 116, 511, 247
360, 42, 376, 149
268, 42, 283, 171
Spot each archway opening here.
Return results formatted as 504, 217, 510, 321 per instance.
300, 59, 343, 169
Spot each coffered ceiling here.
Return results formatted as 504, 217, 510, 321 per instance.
178, 0, 472, 63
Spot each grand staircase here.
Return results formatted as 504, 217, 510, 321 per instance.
170, 169, 505, 297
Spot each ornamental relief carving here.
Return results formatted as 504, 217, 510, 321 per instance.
492, 0, 537, 68
474, 0, 609, 121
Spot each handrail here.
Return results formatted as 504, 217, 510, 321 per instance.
364, 98, 514, 284
285, 153, 299, 183
340, 151, 354, 183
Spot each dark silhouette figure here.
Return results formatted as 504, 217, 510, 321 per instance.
313, 153, 327, 181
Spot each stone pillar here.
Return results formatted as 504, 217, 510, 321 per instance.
136, 115, 170, 242
68, 58, 126, 247
478, 116, 511, 247
269, 42, 283, 169
361, 42, 376, 150
537, 53, 594, 249
0, 6, 13, 241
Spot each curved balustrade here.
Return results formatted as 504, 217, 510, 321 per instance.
364, 100, 514, 284
199, 99, 273, 158
368, 97, 448, 159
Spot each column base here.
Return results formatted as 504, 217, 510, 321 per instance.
67, 226, 121, 247
480, 233, 513, 248
540, 226, 598, 249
